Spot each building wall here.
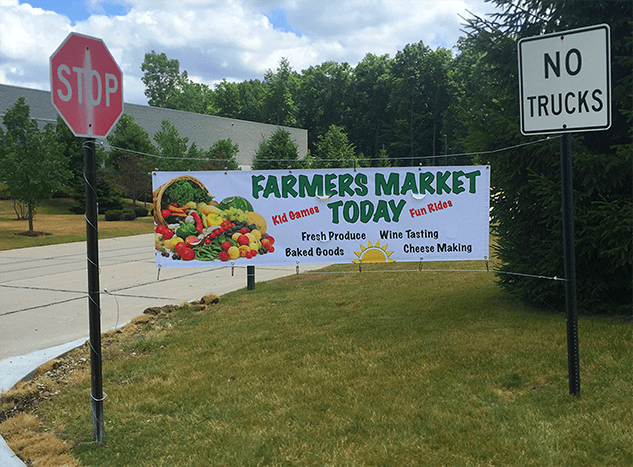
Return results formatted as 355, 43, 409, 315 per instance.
0, 84, 307, 169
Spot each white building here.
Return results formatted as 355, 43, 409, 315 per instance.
0, 84, 307, 169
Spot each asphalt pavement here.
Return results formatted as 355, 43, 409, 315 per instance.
0, 233, 323, 466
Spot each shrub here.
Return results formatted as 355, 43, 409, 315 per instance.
120, 209, 136, 221
134, 207, 148, 217
104, 210, 120, 221
0, 183, 10, 200
104, 209, 137, 221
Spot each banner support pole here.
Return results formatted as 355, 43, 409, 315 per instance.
247, 265, 255, 290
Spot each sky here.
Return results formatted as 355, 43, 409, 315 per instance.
0, 0, 501, 106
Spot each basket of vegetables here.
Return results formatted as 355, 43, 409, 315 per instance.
153, 175, 217, 226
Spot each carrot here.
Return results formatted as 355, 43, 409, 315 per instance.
168, 204, 187, 214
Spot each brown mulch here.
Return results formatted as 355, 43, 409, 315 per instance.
14, 231, 52, 237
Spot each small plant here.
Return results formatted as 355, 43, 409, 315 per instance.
134, 206, 148, 217
120, 209, 136, 221
104, 209, 136, 221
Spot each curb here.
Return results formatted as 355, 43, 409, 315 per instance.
0, 338, 88, 467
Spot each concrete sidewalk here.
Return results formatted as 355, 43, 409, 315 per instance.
0, 234, 323, 466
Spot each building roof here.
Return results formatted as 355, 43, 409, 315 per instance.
0, 84, 307, 168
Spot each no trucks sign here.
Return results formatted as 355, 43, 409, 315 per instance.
518, 24, 611, 135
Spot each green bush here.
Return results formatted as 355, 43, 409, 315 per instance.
104, 210, 119, 221
120, 209, 136, 221
134, 206, 148, 217
0, 183, 10, 200
104, 209, 137, 221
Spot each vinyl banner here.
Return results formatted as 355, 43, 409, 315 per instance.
153, 166, 490, 268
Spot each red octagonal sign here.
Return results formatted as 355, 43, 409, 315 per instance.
50, 32, 123, 137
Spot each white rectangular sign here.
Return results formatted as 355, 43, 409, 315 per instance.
518, 24, 611, 135
152, 167, 490, 268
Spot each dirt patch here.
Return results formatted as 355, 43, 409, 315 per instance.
14, 231, 52, 237
0, 413, 80, 467
0, 294, 220, 466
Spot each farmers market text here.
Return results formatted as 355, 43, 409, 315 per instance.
252, 169, 481, 224
252, 170, 482, 199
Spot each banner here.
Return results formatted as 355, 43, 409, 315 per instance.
152, 166, 490, 268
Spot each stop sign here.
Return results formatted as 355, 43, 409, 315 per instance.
50, 32, 123, 137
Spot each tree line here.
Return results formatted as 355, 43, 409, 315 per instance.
1, 0, 630, 315
142, 47, 454, 168
140, 0, 631, 315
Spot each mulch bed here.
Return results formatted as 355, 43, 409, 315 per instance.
14, 231, 52, 237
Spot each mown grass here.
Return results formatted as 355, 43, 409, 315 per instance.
2, 197, 631, 465
31, 261, 632, 466
0, 198, 154, 250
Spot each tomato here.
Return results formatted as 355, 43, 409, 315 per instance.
161, 209, 172, 219
180, 247, 195, 261
218, 251, 230, 262
155, 224, 173, 239
174, 241, 186, 255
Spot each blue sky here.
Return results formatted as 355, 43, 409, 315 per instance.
22, 0, 299, 32
267, 8, 304, 37
1, 0, 500, 104
19, 0, 131, 23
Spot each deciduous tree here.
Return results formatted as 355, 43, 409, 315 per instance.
0, 97, 69, 233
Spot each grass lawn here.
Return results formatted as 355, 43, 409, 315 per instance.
0, 198, 154, 250
2, 261, 630, 466
0, 197, 631, 466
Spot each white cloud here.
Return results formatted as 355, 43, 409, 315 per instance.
0, 0, 500, 104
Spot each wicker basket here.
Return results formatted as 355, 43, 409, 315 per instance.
153, 175, 211, 225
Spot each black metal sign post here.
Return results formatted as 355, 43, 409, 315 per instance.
247, 265, 255, 290
560, 133, 580, 396
84, 138, 105, 442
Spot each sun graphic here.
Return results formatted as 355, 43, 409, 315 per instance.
353, 240, 395, 263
